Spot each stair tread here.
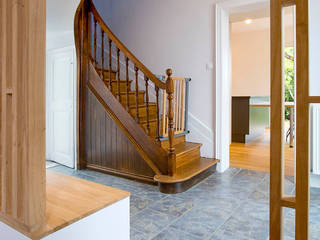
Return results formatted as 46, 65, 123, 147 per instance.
118, 90, 145, 95
96, 68, 118, 73
129, 103, 156, 109
154, 158, 219, 183
105, 79, 133, 83
173, 142, 202, 156
139, 116, 158, 124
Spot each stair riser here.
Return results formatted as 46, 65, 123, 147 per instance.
161, 135, 186, 149
104, 81, 131, 92
102, 72, 117, 80
119, 93, 145, 105
176, 147, 201, 168
130, 106, 157, 119
140, 121, 158, 137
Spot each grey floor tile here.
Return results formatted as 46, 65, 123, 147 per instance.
49, 165, 75, 175
149, 196, 194, 217
171, 205, 231, 239
48, 165, 320, 240
233, 200, 269, 222
134, 188, 168, 202
210, 229, 256, 240
131, 195, 151, 217
152, 227, 201, 240
235, 169, 267, 180
217, 215, 269, 240
311, 187, 320, 203
131, 228, 150, 240
131, 209, 178, 237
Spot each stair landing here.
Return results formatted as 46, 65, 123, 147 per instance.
154, 157, 218, 194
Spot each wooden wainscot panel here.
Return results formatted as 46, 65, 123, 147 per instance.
85, 89, 156, 182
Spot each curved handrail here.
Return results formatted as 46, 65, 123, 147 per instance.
74, 0, 177, 176
88, 0, 167, 90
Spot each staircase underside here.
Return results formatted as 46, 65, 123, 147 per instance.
75, 1, 218, 193
83, 66, 219, 193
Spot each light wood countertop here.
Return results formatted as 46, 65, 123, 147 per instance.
1, 170, 130, 240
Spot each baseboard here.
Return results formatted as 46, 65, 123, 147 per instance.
187, 112, 214, 158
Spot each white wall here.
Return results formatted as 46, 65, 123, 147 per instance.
46, 0, 80, 50
231, 28, 270, 96
231, 21, 293, 97
93, 0, 112, 24
309, 0, 320, 96
310, 0, 320, 177
98, 0, 219, 157
46, 0, 112, 50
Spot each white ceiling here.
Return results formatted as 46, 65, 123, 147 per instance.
46, 0, 80, 35
231, 7, 294, 33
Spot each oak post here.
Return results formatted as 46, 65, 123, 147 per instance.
101, 29, 104, 80
155, 86, 161, 142
134, 66, 140, 123
125, 57, 130, 110
117, 48, 121, 101
93, 18, 97, 67
166, 69, 176, 176
145, 76, 150, 135
108, 39, 112, 92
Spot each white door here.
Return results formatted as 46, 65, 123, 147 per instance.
46, 47, 76, 168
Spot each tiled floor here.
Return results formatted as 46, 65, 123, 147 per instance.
49, 165, 320, 240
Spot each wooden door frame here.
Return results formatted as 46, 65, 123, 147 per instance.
270, 0, 315, 239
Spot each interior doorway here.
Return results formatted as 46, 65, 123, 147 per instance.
45, 0, 80, 169
229, 7, 295, 177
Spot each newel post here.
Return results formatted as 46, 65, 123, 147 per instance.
166, 69, 176, 176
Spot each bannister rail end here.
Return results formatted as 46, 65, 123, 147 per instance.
165, 68, 176, 176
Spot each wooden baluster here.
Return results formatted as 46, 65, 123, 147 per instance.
117, 48, 121, 101
100, 29, 104, 80
93, 19, 97, 67
155, 86, 161, 142
166, 69, 176, 176
134, 66, 140, 123
126, 57, 130, 110
108, 39, 112, 92
145, 76, 150, 135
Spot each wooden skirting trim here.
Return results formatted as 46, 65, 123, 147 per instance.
87, 164, 156, 183
281, 195, 296, 209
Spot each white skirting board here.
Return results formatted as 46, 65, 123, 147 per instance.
0, 197, 130, 240
311, 104, 320, 175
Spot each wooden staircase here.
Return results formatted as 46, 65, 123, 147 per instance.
74, 0, 218, 193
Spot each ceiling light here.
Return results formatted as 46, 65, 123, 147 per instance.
245, 19, 252, 24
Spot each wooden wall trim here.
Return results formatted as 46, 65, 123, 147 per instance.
0, 0, 46, 232
270, 0, 285, 238
270, 0, 311, 239
295, 0, 310, 239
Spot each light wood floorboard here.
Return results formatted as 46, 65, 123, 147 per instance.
230, 129, 295, 176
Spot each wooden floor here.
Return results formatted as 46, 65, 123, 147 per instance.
230, 129, 295, 176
